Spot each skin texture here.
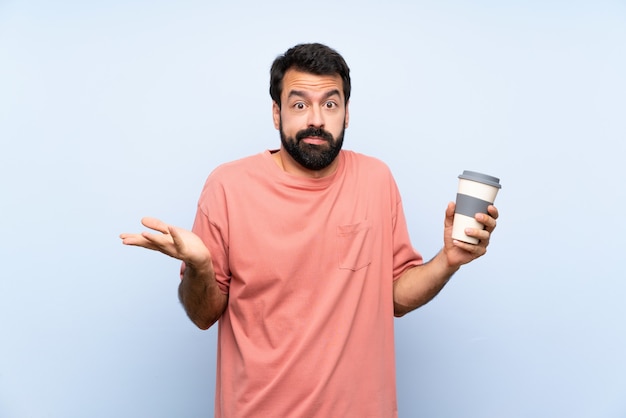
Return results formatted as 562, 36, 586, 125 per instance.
393, 203, 498, 317
120, 69, 498, 325
271, 70, 349, 178
119, 217, 226, 329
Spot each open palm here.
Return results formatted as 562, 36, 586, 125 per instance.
120, 217, 211, 268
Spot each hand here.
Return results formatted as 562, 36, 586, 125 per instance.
442, 202, 499, 268
120, 217, 212, 269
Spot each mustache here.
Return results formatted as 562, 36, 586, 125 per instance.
295, 127, 334, 142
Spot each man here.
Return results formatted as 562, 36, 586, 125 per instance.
121, 43, 498, 418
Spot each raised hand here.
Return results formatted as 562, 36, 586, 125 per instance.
120, 217, 212, 269
442, 202, 499, 268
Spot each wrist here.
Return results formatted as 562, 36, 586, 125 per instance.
185, 254, 213, 277
437, 248, 461, 274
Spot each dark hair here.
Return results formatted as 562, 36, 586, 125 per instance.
269, 43, 351, 108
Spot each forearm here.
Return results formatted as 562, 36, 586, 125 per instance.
393, 250, 459, 317
178, 261, 228, 330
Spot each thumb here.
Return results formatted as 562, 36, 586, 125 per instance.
444, 202, 456, 228
446, 201, 456, 216
168, 225, 185, 250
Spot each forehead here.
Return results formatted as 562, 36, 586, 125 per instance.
281, 69, 344, 99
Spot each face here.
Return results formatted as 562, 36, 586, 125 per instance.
273, 69, 349, 173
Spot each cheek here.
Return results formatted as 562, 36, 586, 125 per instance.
328, 115, 347, 135
279, 114, 302, 133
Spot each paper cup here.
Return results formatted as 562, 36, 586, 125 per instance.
452, 170, 501, 244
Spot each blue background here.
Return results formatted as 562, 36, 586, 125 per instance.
1, 1, 625, 417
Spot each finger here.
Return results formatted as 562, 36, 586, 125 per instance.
120, 233, 160, 250
120, 232, 144, 244
140, 230, 174, 247
476, 212, 497, 233
487, 205, 499, 220
444, 202, 455, 227
141, 217, 170, 234
467, 227, 490, 244
168, 226, 186, 252
446, 201, 455, 217
452, 238, 487, 256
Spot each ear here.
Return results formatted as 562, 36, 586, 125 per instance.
272, 101, 281, 130
344, 100, 350, 129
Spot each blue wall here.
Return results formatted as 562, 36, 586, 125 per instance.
1, 1, 625, 416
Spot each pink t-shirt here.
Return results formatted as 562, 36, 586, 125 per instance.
190, 150, 423, 418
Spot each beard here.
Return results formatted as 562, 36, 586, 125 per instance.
279, 120, 345, 171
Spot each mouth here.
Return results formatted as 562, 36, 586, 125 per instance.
301, 136, 329, 146
295, 127, 333, 145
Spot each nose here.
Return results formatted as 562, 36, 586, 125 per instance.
307, 105, 324, 128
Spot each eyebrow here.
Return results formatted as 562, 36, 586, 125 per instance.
287, 89, 342, 101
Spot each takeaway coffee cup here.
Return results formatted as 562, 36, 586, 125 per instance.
452, 170, 501, 244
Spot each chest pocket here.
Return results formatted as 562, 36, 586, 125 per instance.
336, 220, 372, 271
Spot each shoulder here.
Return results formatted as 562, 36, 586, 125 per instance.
340, 150, 402, 206
209, 152, 265, 180
196, 152, 267, 206
200, 152, 275, 194
341, 150, 395, 178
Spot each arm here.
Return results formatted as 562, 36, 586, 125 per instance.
393, 202, 498, 317
178, 258, 228, 330
393, 250, 458, 317
120, 217, 228, 329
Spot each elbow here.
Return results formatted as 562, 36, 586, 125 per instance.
193, 319, 213, 330
394, 303, 412, 318
178, 283, 227, 330
189, 312, 220, 330
393, 282, 416, 317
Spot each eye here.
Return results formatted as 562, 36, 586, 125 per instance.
293, 102, 306, 110
324, 101, 338, 109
